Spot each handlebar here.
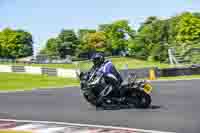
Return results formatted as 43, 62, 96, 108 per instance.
128, 72, 137, 84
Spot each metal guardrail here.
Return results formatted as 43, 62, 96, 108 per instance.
1, 64, 200, 78
41, 68, 57, 76
158, 66, 200, 77
120, 67, 157, 79
120, 66, 200, 79
12, 66, 25, 73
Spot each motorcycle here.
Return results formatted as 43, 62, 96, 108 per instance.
77, 68, 152, 109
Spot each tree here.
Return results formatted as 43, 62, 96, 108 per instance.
42, 38, 61, 58
175, 12, 200, 43
129, 17, 169, 61
58, 41, 74, 58
99, 20, 135, 55
128, 37, 148, 59
169, 12, 200, 55
77, 29, 97, 57
82, 31, 108, 52
15, 30, 33, 57
193, 12, 200, 18
78, 29, 96, 40
0, 28, 15, 58
0, 28, 33, 58
0, 44, 2, 57
42, 29, 81, 59
58, 29, 79, 55
138, 16, 158, 32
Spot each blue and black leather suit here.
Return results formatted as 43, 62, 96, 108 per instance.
88, 59, 123, 97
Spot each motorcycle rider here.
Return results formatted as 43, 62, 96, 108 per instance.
88, 52, 124, 104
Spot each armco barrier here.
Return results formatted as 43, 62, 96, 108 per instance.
191, 66, 200, 74
12, 66, 25, 73
1, 64, 200, 79
120, 67, 158, 79
0, 65, 12, 72
57, 68, 77, 78
24, 66, 42, 74
120, 66, 200, 78
41, 68, 57, 76
158, 66, 200, 77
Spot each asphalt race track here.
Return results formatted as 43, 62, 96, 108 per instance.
0, 79, 200, 133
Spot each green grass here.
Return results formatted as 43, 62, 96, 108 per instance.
0, 57, 177, 70
0, 72, 79, 91
0, 72, 200, 91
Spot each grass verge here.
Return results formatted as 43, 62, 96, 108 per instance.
0, 130, 31, 133
0, 72, 79, 91
1, 72, 199, 91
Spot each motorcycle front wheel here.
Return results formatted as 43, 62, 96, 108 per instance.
130, 91, 151, 108
82, 91, 104, 107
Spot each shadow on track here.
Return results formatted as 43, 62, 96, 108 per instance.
95, 104, 162, 111
150, 105, 162, 109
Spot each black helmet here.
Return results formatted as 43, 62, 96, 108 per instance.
91, 53, 105, 67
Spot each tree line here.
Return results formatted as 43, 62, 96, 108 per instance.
1, 11, 200, 63
41, 11, 200, 62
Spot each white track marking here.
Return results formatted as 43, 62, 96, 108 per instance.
35, 127, 66, 133
11, 124, 46, 130
0, 123, 14, 128
0, 85, 79, 93
0, 119, 176, 133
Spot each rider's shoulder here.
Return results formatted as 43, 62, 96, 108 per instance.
104, 60, 112, 64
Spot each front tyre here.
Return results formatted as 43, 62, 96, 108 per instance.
135, 91, 151, 108
82, 91, 105, 108
82, 92, 98, 106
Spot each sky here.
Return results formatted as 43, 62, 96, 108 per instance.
0, 0, 199, 55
